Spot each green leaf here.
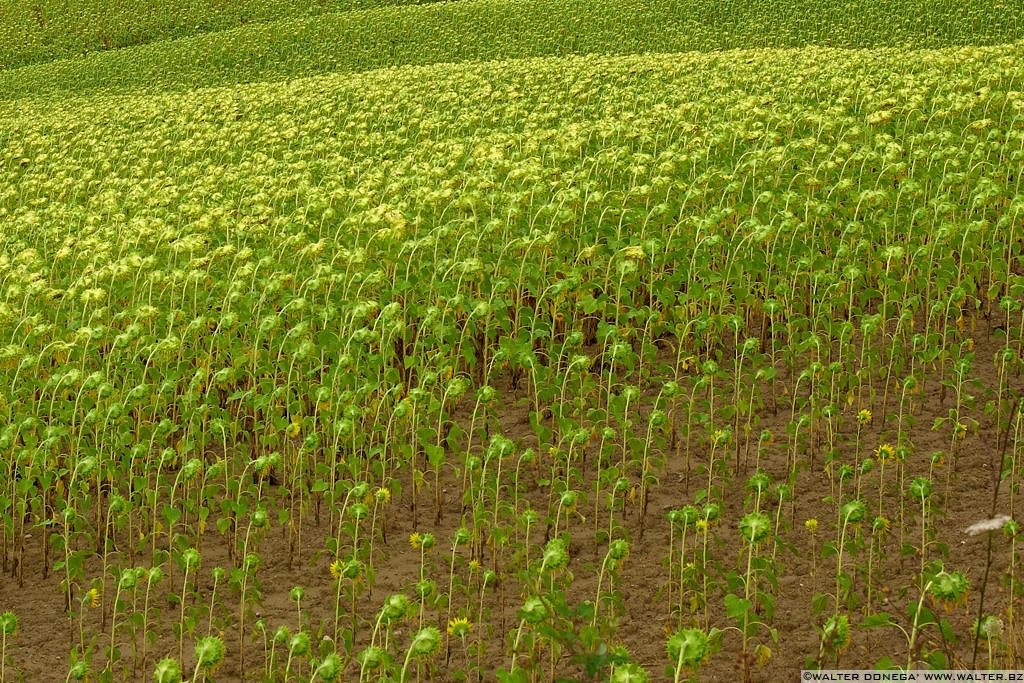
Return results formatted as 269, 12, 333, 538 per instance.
861, 612, 895, 628
424, 443, 445, 468
925, 649, 949, 669
724, 593, 752, 620
161, 504, 182, 526
811, 593, 829, 616
938, 618, 955, 643
496, 668, 529, 683
760, 592, 776, 621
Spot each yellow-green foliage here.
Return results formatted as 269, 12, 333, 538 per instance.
0, 0, 1023, 679
2, 42, 1021, 442
0, 0, 443, 70
1, 0, 1021, 99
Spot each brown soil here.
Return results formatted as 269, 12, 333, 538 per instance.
2, 322, 1023, 683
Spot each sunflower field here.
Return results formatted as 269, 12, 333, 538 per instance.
1, 1, 1024, 681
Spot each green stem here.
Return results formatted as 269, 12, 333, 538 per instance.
907, 579, 934, 669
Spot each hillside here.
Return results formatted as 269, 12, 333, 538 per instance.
1, 0, 1021, 99
0, 0, 445, 70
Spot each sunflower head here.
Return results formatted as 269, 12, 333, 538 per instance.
666, 628, 710, 670
358, 646, 387, 671
381, 593, 410, 622
929, 570, 969, 610
0, 611, 17, 636
876, 443, 896, 462
152, 657, 182, 683
821, 614, 851, 655
194, 635, 225, 671
872, 516, 891, 536
447, 616, 472, 639
408, 626, 441, 660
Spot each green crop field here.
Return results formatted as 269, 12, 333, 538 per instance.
0, 0, 449, 70
1, 1, 1023, 681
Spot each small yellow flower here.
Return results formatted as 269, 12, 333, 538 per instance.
805, 518, 818, 534
622, 245, 645, 260
695, 519, 709, 533
329, 560, 341, 580
409, 532, 423, 550
447, 616, 472, 638
876, 443, 896, 461
375, 487, 391, 505
468, 559, 481, 573
857, 409, 872, 425
286, 420, 301, 438
87, 588, 100, 608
